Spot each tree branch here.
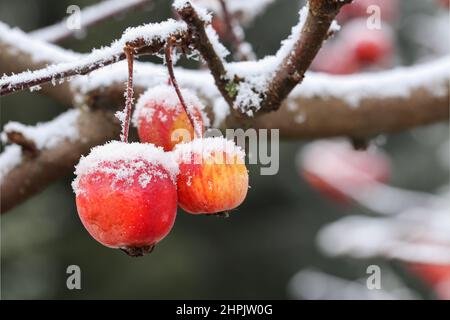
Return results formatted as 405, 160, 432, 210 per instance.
259, 0, 352, 112
0, 110, 120, 213
175, 1, 234, 106
1, 19, 189, 96
0, 1, 448, 214
30, 0, 153, 43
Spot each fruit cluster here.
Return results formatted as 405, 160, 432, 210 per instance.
311, 0, 397, 74
73, 86, 248, 256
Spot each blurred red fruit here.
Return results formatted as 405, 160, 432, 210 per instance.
337, 0, 399, 23
408, 263, 450, 299
311, 43, 361, 74
298, 140, 391, 203
341, 19, 394, 65
212, 15, 227, 39
437, 0, 450, 8
73, 141, 178, 256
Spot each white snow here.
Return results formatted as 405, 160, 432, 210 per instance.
173, 0, 212, 23
120, 18, 187, 46
295, 56, 450, 107
0, 19, 187, 92
204, 25, 230, 61
1, 109, 81, 150
132, 84, 210, 132
174, 137, 245, 164
0, 145, 22, 183
0, 22, 80, 63
2, 10, 447, 128
318, 211, 450, 264
225, 5, 310, 113
72, 141, 179, 195
212, 97, 230, 127
30, 0, 149, 43
191, 0, 276, 24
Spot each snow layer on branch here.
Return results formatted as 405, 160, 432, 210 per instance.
173, 0, 212, 23
205, 25, 230, 61
226, 6, 310, 113
132, 84, 210, 131
318, 206, 450, 264
226, 6, 309, 108
296, 56, 450, 107
0, 19, 187, 91
72, 141, 179, 195
0, 22, 80, 63
30, 0, 148, 43
120, 18, 187, 46
0, 145, 22, 183
1, 109, 81, 150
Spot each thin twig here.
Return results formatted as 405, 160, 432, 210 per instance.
0, 23, 188, 96
218, 0, 254, 61
259, 0, 352, 112
175, 2, 234, 106
122, 46, 135, 143
0, 52, 125, 96
165, 37, 202, 138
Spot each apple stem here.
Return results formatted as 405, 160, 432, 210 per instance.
122, 46, 135, 143
165, 37, 202, 139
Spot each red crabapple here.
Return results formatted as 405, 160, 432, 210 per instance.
174, 137, 249, 214
133, 84, 207, 151
298, 140, 391, 203
340, 19, 394, 66
73, 141, 179, 256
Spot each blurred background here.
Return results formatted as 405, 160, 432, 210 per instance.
1, 0, 449, 299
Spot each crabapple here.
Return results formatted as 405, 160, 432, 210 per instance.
174, 137, 249, 214
72, 141, 179, 256
341, 19, 394, 66
298, 140, 391, 203
133, 84, 207, 151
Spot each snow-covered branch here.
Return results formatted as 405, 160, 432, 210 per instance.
30, 0, 153, 43
0, 0, 449, 214
259, 0, 350, 113
0, 109, 120, 213
0, 19, 188, 95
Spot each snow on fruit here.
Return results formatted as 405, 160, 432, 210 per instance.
72, 141, 179, 256
174, 137, 249, 214
133, 84, 207, 151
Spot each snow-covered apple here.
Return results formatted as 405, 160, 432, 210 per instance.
72, 141, 179, 256
133, 84, 207, 151
174, 137, 249, 214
